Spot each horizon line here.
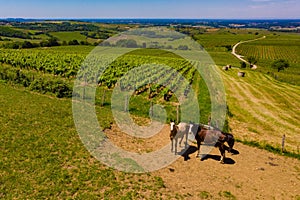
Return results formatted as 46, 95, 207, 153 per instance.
1, 17, 300, 20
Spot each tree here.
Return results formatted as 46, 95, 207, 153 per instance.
47, 37, 60, 46
241, 61, 246, 68
40, 37, 59, 47
272, 59, 290, 72
68, 39, 79, 45
21, 41, 34, 48
247, 56, 257, 67
223, 45, 232, 51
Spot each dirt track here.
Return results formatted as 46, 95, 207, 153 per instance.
106, 124, 300, 199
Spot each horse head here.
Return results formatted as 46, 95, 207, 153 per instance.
188, 122, 200, 137
169, 121, 178, 141
222, 132, 235, 153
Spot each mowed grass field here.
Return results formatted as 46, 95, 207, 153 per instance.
220, 67, 300, 152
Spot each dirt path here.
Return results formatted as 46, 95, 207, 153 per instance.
232, 36, 266, 66
105, 124, 300, 199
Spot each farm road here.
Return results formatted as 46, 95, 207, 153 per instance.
232, 36, 266, 67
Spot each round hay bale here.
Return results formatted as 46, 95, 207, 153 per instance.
238, 72, 245, 77
251, 65, 257, 70
222, 66, 229, 71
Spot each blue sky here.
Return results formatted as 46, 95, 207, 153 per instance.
0, 0, 299, 19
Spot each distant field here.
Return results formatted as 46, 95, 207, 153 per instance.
49, 31, 86, 41
236, 33, 300, 85
49, 31, 99, 44
192, 29, 267, 68
208, 51, 241, 67
194, 29, 264, 51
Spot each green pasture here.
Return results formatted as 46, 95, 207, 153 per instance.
49, 31, 86, 41
49, 31, 99, 44
193, 29, 263, 51
0, 84, 175, 199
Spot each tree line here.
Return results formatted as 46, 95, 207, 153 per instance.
1, 37, 99, 49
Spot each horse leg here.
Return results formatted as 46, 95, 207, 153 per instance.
175, 138, 178, 155
171, 139, 174, 152
229, 138, 235, 155
196, 139, 201, 158
185, 131, 188, 149
228, 146, 232, 154
178, 132, 184, 147
219, 144, 226, 164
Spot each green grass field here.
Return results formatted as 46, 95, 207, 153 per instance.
0, 84, 174, 199
49, 31, 100, 44
49, 31, 87, 41
194, 29, 264, 51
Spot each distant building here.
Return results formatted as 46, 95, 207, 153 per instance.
229, 24, 246, 28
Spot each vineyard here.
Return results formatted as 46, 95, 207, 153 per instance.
0, 47, 87, 78
0, 46, 210, 124
235, 34, 300, 85
236, 38, 300, 64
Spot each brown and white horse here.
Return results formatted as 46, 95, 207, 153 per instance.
170, 121, 190, 154
188, 123, 235, 163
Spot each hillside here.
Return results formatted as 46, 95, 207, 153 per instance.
1, 83, 299, 199
221, 67, 300, 153
0, 24, 299, 199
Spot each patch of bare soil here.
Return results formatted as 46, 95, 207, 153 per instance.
105, 124, 300, 199
105, 124, 170, 153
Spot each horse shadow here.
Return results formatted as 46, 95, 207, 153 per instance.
230, 149, 240, 155
180, 146, 198, 161
179, 145, 238, 164
224, 145, 240, 155
200, 154, 235, 164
